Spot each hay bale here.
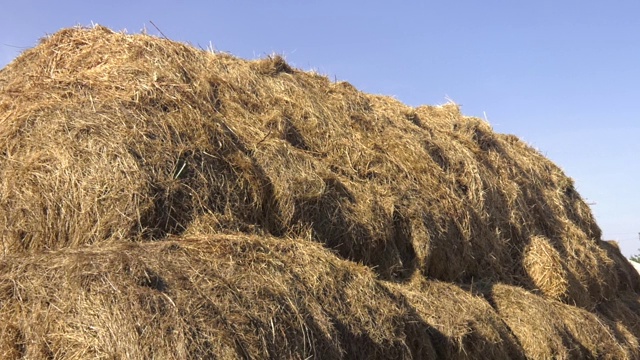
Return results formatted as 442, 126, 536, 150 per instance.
523, 235, 591, 307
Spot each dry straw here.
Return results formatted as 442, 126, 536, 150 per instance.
1, 25, 639, 358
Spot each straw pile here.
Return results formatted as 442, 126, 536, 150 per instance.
1, 25, 639, 359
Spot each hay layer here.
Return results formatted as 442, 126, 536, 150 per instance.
0, 235, 510, 359
1, 235, 637, 359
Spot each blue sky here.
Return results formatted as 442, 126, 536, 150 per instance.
1, 1, 639, 256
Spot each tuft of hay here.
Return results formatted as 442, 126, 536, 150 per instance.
384, 279, 525, 359
1, 25, 639, 358
487, 283, 639, 359
523, 235, 591, 307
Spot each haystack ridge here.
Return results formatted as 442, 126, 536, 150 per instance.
1, 25, 639, 359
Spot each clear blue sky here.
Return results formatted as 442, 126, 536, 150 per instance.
2, 1, 639, 256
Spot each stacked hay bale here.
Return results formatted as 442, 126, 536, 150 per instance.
0, 25, 638, 359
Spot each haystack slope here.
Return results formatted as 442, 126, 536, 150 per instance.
0, 26, 628, 304
1, 26, 639, 359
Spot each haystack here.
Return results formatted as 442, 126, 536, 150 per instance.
1, 25, 639, 359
